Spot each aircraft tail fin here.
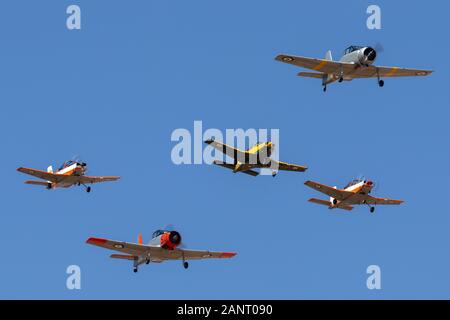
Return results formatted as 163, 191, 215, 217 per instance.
138, 233, 143, 245
325, 50, 333, 61
47, 166, 53, 173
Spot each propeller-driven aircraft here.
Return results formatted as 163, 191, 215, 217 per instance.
17, 160, 120, 192
304, 179, 403, 213
276, 45, 433, 91
204, 138, 307, 177
86, 229, 237, 272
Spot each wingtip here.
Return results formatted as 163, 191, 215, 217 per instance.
221, 252, 237, 258
86, 237, 107, 245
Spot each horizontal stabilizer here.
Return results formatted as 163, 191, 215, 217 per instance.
25, 180, 49, 187
298, 72, 325, 79
212, 161, 259, 177
110, 254, 136, 261
309, 198, 331, 207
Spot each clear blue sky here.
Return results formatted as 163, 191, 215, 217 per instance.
0, 0, 448, 299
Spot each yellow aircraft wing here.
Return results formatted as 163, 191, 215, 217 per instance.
273, 160, 308, 172
345, 66, 433, 79
276, 54, 350, 74
276, 54, 433, 79
204, 139, 247, 162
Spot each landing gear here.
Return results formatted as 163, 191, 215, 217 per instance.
376, 68, 384, 88
332, 199, 338, 205
338, 77, 344, 83
86, 186, 91, 193
146, 259, 150, 265
272, 171, 277, 178
47, 182, 52, 190
133, 267, 138, 273
370, 206, 375, 213
323, 85, 327, 92
183, 261, 189, 269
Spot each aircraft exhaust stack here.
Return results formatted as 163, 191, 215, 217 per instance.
325, 50, 333, 61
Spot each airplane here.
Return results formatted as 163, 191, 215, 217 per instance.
17, 160, 120, 192
275, 45, 433, 92
304, 179, 404, 213
86, 229, 237, 272
204, 138, 307, 177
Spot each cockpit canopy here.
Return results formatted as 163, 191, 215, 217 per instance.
344, 46, 364, 55
152, 230, 166, 238
58, 160, 77, 171
344, 179, 363, 189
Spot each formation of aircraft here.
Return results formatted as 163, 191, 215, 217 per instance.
304, 179, 404, 213
204, 138, 307, 177
17, 45, 420, 273
17, 160, 120, 193
86, 229, 237, 272
276, 45, 433, 92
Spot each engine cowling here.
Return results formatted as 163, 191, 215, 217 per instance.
161, 231, 182, 250
359, 47, 377, 65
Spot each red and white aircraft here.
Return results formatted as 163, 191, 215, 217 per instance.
87, 229, 237, 272
17, 160, 120, 192
304, 179, 404, 213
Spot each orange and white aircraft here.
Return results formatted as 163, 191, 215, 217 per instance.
304, 179, 404, 213
17, 160, 120, 193
86, 229, 237, 272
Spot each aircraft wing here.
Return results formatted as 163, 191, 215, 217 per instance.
362, 196, 404, 206
77, 175, 120, 184
17, 167, 64, 183
205, 139, 247, 161
87, 237, 236, 261
346, 66, 433, 79
176, 249, 237, 261
87, 237, 149, 256
212, 161, 259, 177
273, 160, 308, 172
276, 54, 433, 79
276, 54, 351, 74
304, 180, 352, 201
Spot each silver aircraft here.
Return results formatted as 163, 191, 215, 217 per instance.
276, 46, 433, 91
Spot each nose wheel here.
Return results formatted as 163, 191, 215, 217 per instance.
133, 267, 138, 273
370, 206, 375, 213
86, 186, 91, 193
183, 261, 189, 269
378, 80, 384, 87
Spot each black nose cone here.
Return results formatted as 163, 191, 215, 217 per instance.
364, 47, 377, 61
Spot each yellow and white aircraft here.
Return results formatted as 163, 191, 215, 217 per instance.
87, 229, 237, 273
304, 179, 404, 213
204, 138, 307, 177
276, 45, 433, 91
17, 160, 120, 192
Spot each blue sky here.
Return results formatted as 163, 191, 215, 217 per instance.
0, 0, 448, 299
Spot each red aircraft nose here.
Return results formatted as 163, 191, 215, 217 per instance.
366, 181, 374, 186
